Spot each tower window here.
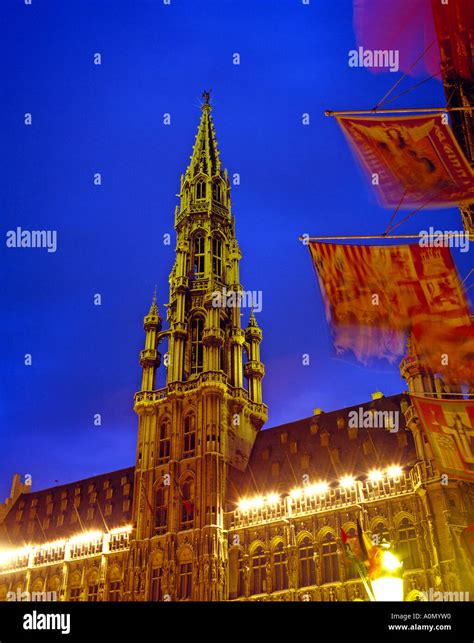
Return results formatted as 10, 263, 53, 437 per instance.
213, 182, 221, 202
196, 180, 206, 200
155, 486, 167, 534
273, 542, 288, 591
181, 478, 194, 530
157, 421, 171, 464
150, 566, 163, 601
321, 533, 339, 584
212, 236, 223, 277
299, 537, 316, 587
251, 546, 266, 595
397, 518, 420, 570
193, 235, 205, 277
178, 563, 193, 599
183, 413, 196, 458
191, 318, 204, 375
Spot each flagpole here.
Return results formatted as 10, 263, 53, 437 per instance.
299, 233, 469, 241
325, 106, 473, 117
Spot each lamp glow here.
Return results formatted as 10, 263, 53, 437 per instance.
368, 470, 383, 483
290, 488, 302, 499
266, 493, 280, 505
371, 576, 404, 601
387, 465, 402, 479
340, 475, 355, 489
304, 482, 329, 496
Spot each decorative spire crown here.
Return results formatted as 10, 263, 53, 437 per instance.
185, 90, 222, 179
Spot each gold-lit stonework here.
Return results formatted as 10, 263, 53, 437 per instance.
0, 99, 473, 602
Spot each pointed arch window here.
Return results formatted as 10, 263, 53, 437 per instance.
299, 537, 316, 587
212, 182, 222, 203
181, 478, 194, 530
150, 565, 163, 601
397, 518, 420, 570
193, 235, 205, 277
251, 546, 266, 595
191, 318, 204, 375
157, 421, 170, 464
183, 413, 196, 458
273, 542, 288, 591
154, 486, 167, 534
196, 180, 206, 200
321, 532, 339, 584
212, 236, 223, 278
178, 562, 193, 599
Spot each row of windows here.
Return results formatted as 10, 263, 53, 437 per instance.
192, 235, 223, 279
231, 519, 421, 598
154, 478, 195, 534
157, 415, 197, 464
190, 180, 223, 203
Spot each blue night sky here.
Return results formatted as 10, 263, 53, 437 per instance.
1, 0, 471, 499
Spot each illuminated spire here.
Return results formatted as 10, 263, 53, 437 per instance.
185, 90, 222, 180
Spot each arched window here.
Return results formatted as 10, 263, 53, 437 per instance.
212, 236, 223, 277
229, 549, 245, 599
213, 182, 221, 202
273, 542, 288, 591
193, 235, 205, 277
397, 518, 420, 570
372, 522, 390, 548
157, 421, 170, 464
196, 180, 206, 199
181, 478, 194, 530
191, 318, 204, 375
321, 533, 339, 584
251, 546, 266, 595
155, 487, 167, 534
299, 537, 316, 587
183, 413, 196, 458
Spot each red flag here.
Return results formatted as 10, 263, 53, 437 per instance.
353, 0, 440, 78
411, 394, 474, 482
336, 114, 474, 208
432, 0, 474, 81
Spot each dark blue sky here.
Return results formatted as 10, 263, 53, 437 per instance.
1, 0, 470, 499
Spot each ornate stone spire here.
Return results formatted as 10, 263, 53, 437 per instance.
185, 90, 222, 180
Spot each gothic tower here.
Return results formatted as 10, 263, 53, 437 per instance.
126, 94, 268, 601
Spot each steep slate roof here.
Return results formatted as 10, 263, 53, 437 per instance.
0, 467, 134, 547
226, 393, 416, 507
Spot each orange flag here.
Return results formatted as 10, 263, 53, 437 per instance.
336, 114, 474, 208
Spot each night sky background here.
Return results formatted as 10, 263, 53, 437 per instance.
1, 0, 471, 500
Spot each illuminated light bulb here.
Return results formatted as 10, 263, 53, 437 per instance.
266, 493, 280, 505
371, 576, 404, 601
340, 475, 355, 489
386, 465, 402, 479
368, 470, 383, 483
290, 488, 302, 499
109, 524, 133, 535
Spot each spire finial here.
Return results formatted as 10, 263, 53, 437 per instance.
202, 89, 211, 107
152, 284, 157, 305
149, 285, 158, 315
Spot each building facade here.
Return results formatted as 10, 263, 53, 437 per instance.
0, 99, 473, 602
